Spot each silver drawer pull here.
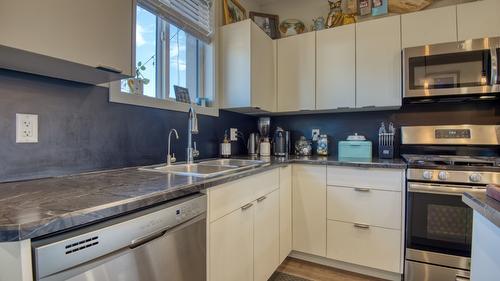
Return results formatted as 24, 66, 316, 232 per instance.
455, 274, 470, 281
257, 196, 267, 202
241, 203, 254, 210
96, 65, 123, 74
354, 223, 370, 229
354, 187, 370, 192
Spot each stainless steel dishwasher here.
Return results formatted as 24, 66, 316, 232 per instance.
32, 193, 207, 281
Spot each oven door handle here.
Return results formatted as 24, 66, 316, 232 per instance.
408, 183, 485, 196
490, 45, 498, 86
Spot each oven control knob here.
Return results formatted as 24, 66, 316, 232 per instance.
422, 170, 434, 180
438, 171, 448, 181
469, 173, 482, 183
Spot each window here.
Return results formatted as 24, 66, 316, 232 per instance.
112, 3, 217, 116
121, 6, 205, 101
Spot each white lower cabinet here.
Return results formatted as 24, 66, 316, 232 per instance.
327, 220, 401, 273
210, 205, 254, 281
326, 166, 405, 274
327, 185, 402, 230
210, 164, 404, 280
254, 190, 280, 281
208, 168, 285, 281
279, 166, 292, 263
292, 164, 327, 257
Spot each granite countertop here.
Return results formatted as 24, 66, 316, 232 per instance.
0, 156, 406, 242
463, 192, 500, 228
289, 155, 407, 169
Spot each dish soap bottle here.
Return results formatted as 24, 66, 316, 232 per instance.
220, 131, 231, 158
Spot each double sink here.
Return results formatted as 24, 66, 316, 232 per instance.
141, 159, 269, 178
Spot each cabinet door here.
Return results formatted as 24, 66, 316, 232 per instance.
251, 23, 276, 112
277, 32, 316, 112
220, 20, 252, 109
402, 6, 457, 48
327, 186, 402, 230
254, 190, 280, 281
457, 0, 500, 40
292, 164, 327, 257
356, 15, 402, 108
279, 166, 292, 263
327, 220, 402, 273
0, 0, 133, 76
316, 25, 356, 110
210, 205, 254, 281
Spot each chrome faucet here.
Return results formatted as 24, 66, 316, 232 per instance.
167, 128, 179, 166
187, 106, 199, 164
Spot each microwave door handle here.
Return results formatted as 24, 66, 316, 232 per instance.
491, 46, 498, 86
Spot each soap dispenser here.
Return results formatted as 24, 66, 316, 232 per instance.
220, 131, 231, 158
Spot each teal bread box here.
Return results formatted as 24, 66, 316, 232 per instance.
338, 141, 372, 159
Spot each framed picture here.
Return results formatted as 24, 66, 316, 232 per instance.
173, 85, 191, 104
249, 12, 280, 39
223, 0, 247, 25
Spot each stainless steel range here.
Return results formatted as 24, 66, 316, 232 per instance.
401, 125, 500, 281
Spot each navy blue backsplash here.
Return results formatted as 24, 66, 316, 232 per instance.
1, 68, 499, 182
0, 69, 257, 182
272, 101, 500, 157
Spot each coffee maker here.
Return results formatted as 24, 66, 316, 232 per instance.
258, 117, 271, 156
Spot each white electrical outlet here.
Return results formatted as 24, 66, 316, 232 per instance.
230, 128, 238, 141
16, 113, 38, 143
312, 129, 320, 141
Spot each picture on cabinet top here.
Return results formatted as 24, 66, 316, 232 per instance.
387, 0, 478, 14
323, 0, 481, 28
250, 12, 280, 39
223, 0, 246, 25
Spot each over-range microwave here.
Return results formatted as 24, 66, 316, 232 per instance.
403, 37, 500, 100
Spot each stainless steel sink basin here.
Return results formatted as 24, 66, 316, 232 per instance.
140, 159, 268, 178
199, 159, 268, 167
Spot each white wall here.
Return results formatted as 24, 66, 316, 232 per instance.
258, 0, 329, 31
239, 0, 263, 13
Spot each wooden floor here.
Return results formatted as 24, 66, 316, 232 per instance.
275, 257, 387, 281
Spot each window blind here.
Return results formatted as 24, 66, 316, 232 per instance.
139, 0, 213, 43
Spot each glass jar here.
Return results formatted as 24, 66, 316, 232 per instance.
317, 134, 329, 156
295, 136, 312, 156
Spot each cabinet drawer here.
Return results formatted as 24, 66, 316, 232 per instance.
327, 166, 404, 191
327, 220, 401, 273
209, 169, 279, 222
327, 186, 401, 230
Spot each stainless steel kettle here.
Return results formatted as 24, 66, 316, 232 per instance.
247, 133, 260, 155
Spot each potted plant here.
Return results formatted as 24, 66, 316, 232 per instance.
127, 55, 154, 95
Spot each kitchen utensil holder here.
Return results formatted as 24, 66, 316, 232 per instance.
378, 132, 394, 159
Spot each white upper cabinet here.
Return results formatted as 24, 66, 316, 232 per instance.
356, 15, 402, 108
401, 6, 458, 48
220, 20, 276, 112
277, 32, 316, 112
316, 25, 356, 110
457, 0, 500, 40
0, 0, 133, 83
